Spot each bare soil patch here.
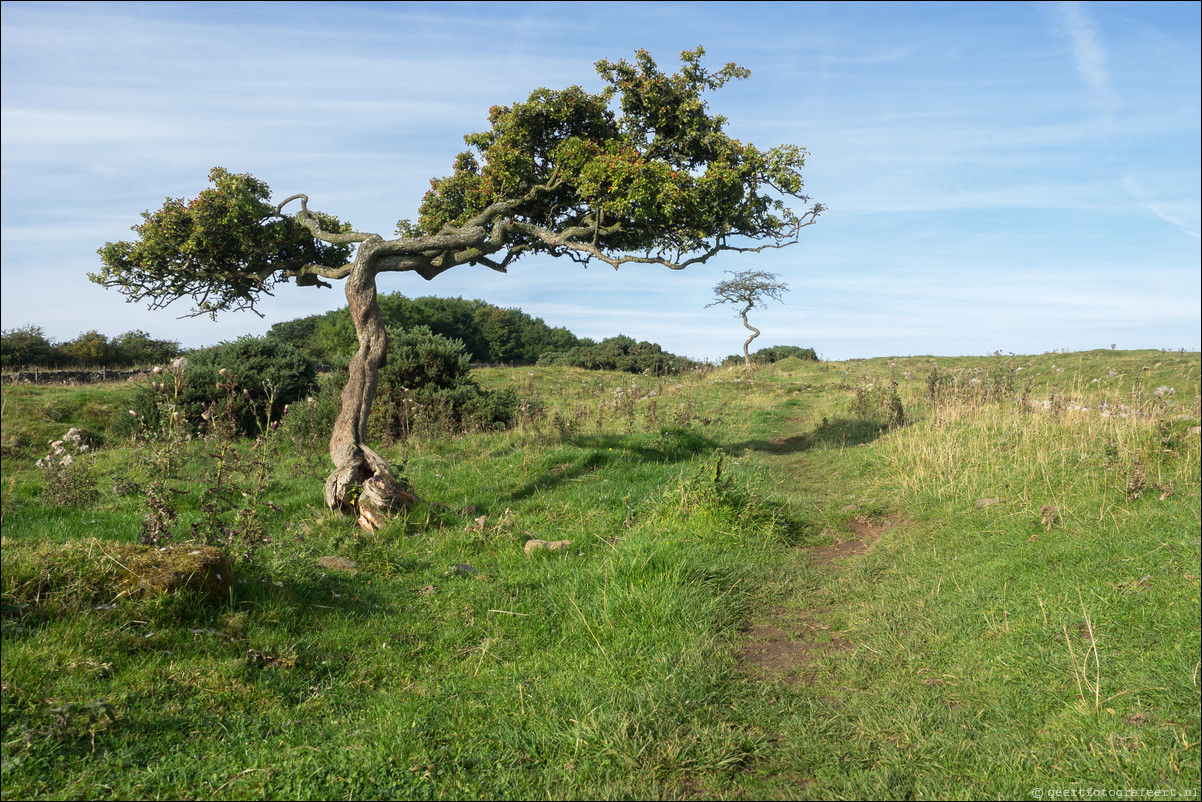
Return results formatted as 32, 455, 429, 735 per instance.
808, 514, 908, 566
736, 607, 852, 686
737, 516, 907, 685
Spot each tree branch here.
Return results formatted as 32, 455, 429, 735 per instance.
277, 194, 373, 246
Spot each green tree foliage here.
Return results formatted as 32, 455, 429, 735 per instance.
2, 326, 181, 369
313, 309, 361, 360
58, 331, 118, 367
263, 315, 326, 362
92, 167, 353, 318
409, 47, 820, 271
473, 306, 522, 363
413, 297, 487, 358
522, 321, 579, 363
1, 325, 56, 368
110, 330, 182, 367
93, 48, 820, 320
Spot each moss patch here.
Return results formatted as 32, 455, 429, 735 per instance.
1, 537, 233, 617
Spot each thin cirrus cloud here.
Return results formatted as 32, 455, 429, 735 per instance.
1, 1, 1197, 361
1121, 175, 1202, 241
1054, 0, 1112, 99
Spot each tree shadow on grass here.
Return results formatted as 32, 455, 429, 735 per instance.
499, 427, 720, 503
728, 416, 893, 456
467, 414, 893, 514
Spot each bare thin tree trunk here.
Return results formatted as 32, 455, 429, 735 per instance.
323, 254, 417, 530
740, 304, 760, 369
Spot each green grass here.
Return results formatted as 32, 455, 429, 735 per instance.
2, 350, 1199, 799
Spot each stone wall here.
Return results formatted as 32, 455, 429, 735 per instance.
1, 367, 151, 385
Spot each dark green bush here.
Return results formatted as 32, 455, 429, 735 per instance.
183, 337, 316, 435
721, 345, 818, 367
115, 336, 317, 439
381, 325, 472, 390
538, 335, 698, 375
278, 292, 587, 365
372, 327, 520, 441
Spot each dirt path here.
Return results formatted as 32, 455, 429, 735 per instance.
733, 412, 909, 687
735, 514, 907, 686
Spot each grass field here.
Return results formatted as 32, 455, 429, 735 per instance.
2, 349, 1199, 800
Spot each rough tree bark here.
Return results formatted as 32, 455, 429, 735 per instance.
321, 240, 419, 530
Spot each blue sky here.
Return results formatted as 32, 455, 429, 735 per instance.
2, 1, 1198, 361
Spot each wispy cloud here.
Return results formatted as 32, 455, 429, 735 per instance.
1048, 3, 1201, 245
1121, 175, 1202, 240
1055, 1, 1111, 100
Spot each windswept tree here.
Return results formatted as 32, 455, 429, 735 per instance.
707, 269, 790, 369
91, 47, 823, 530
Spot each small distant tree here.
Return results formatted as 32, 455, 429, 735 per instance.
707, 270, 790, 368
91, 47, 822, 529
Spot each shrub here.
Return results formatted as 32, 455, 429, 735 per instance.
181, 336, 317, 436
721, 345, 818, 367
759, 345, 818, 363
276, 293, 588, 366
372, 327, 520, 440
382, 325, 472, 390
538, 335, 698, 375
277, 370, 345, 451
849, 379, 906, 428
115, 337, 317, 439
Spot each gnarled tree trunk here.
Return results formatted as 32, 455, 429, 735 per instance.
322, 249, 418, 530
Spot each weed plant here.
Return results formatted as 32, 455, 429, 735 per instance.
34, 427, 98, 508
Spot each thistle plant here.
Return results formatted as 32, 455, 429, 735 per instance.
185, 369, 277, 563
133, 362, 194, 544
36, 427, 98, 507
